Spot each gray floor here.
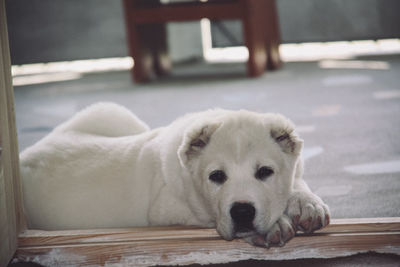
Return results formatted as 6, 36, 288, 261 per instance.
14, 54, 400, 220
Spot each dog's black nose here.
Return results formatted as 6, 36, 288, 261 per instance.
230, 202, 256, 227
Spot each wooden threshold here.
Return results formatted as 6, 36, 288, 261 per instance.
14, 218, 400, 266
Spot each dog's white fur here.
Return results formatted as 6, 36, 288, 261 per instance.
20, 103, 329, 245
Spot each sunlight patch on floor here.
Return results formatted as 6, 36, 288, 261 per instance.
302, 146, 324, 161
202, 39, 400, 64
319, 60, 390, 70
11, 37, 400, 86
12, 57, 134, 86
280, 39, 400, 62
344, 160, 400, 175
373, 90, 400, 100
322, 75, 373, 87
12, 72, 82, 86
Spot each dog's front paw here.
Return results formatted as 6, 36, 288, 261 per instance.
243, 214, 295, 248
286, 191, 330, 233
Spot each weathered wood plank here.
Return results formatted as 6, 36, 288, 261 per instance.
0, 0, 25, 266
18, 218, 400, 247
14, 218, 400, 266
318, 217, 400, 233
18, 226, 219, 247
15, 231, 400, 266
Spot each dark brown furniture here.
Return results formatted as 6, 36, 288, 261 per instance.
123, 0, 281, 82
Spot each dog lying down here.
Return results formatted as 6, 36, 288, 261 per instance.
20, 103, 330, 247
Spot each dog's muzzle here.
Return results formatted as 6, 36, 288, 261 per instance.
230, 202, 256, 233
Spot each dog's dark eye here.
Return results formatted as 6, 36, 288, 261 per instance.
255, 166, 274, 181
209, 170, 227, 184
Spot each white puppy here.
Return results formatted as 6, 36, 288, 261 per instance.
20, 103, 329, 247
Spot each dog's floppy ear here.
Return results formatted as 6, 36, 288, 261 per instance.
269, 115, 303, 156
178, 122, 221, 166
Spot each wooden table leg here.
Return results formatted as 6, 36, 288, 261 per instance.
264, 0, 282, 70
242, 0, 268, 77
123, 0, 171, 82
123, 0, 152, 82
242, 0, 281, 77
150, 23, 171, 77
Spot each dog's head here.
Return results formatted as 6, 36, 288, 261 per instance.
178, 110, 303, 240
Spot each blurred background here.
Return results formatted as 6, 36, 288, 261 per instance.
5, 0, 400, 220
6, 0, 400, 64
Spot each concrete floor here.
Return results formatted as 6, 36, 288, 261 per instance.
14, 54, 400, 220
